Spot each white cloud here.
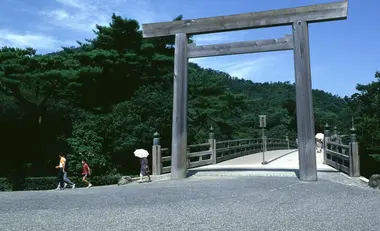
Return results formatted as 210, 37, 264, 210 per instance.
0, 30, 73, 52
191, 52, 294, 82
40, 0, 167, 33
39, 1, 108, 32
193, 33, 230, 45
0, 0, 170, 53
47, 9, 70, 20
192, 30, 251, 46
56, 0, 84, 9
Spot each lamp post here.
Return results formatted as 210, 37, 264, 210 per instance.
259, 115, 268, 165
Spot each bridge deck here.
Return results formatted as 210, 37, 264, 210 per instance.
193, 149, 337, 172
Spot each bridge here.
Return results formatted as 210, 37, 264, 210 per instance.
150, 124, 361, 180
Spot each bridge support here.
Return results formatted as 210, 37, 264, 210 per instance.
349, 127, 360, 177
286, 134, 290, 150
209, 127, 217, 164
293, 21, 317, 181
323, 124, 330, 165
152, 132, 162, 175
171, 33, 188, 180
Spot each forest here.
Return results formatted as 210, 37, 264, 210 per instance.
0, 14, 379, 183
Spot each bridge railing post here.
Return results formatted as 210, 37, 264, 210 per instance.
331, 126, 338, 142
209, 126, 217, 164
264, 136, 267, 152
323, 124, 330, 165
152, 132, 162, 175
349, 126, 360, 177
286, 134, 290, 150
186, 147, 191, 169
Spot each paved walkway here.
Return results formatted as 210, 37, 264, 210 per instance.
0, 174, 378, 231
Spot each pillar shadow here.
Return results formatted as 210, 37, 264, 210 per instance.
264, 149, 298, 164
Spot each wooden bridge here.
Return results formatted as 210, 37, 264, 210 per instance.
151, 123, 361, 179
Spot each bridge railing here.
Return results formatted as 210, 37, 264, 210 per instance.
151, 127, 297, 175
323, 124, 360, 177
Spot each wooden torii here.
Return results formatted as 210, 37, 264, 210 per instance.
142, 1, 349, 181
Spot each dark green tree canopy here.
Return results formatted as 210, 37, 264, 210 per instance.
1, 13, 376, 179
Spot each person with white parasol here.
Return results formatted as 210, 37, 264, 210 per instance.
315, 133, 324, 153
134, 149, 151, 182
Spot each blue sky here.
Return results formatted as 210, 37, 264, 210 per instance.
0, 0, 378, 97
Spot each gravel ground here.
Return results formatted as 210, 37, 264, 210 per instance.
0, 174, 379, 231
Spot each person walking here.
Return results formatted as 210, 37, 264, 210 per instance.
81, 159, 92, 188
55, 154, 65, 190
56, 153, 75, 189
316, 138, 323, 153
139, 157, 151, 182
133, 149, 151, 183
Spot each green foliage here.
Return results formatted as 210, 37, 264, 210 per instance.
0, 13, 353, 180
347, 72, 380, 175
0, 175, 122, 191
0, 178, 11, 191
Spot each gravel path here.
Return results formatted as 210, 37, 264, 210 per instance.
0, 174, 379, 231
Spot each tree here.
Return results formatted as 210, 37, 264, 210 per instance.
0, 13, 350, 178
349, 72, 380, 159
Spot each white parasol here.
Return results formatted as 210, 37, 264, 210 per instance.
315, 133, 324, 140
134, 149, 149, 158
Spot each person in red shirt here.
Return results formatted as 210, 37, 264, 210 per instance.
81, 159, 92, 188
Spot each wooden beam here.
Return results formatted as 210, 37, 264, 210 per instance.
171, 33, 188, 180
187, 36, 293, 58
142, 1, 348, 38
292, 21, 317, 181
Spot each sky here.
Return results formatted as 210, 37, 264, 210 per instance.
0, 0, 378, 97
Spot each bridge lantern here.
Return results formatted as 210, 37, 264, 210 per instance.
259, 115, 267, 128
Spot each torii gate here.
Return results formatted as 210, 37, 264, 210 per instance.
142, 1, 348, 181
